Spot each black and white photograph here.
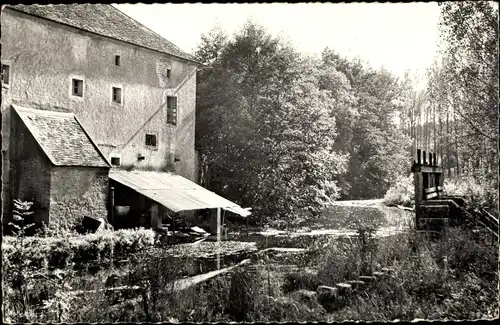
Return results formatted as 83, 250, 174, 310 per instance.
1, 2, 498, 323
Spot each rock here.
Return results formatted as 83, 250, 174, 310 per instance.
316, 285, 338, 299
373, 271, 386, 279
336, 283, 352, 295
359, 275, 377, 283
346, 280, 366, 290
316, 285, 340, 311
289, 289, 321, 310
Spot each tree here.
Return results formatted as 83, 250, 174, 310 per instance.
438, 1, 498, 178
321, 49, 411, 199
195, 22, 348, 225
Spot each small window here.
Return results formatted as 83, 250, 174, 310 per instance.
1, 64, 10, 85
72, 78, 83, 97
167, 96, 177, 126
166, 69, 171, 78
112, 87, 122, 103
145, 134, 157, 147
111, 157, 121, 166
115, 55, 120, 66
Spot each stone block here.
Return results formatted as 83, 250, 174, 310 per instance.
336, 283, 352, 295
419, 205, 449, 218
418, 217, 449, 231
316, 285, 340, 312
316, 285, 338, 299
346, 280, 366, 290
359, 275, 377, 283
381, 267, 395, 275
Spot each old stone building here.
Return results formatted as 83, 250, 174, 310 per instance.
10, 105, 110, 229
1, 4, 250, 231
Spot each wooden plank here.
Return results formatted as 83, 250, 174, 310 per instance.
412, 166, 444, 173
418, 218, 449, 231
425, 192, 438, 199
425, 187, 437, 194
419, 204, 449, 218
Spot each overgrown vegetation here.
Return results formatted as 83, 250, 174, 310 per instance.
195, 21, 410, 226
3, 217, 497, 322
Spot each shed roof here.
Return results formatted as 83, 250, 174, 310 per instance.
109, 170, 251, 217
6, 4, 199, 64
13, 104, 110, 168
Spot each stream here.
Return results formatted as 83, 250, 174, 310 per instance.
67, 201, 414, 293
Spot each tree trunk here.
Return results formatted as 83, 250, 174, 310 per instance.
446, 109, 451, 178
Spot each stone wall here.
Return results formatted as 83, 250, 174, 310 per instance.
8, 109, 51, 227
49, 167, 109, 230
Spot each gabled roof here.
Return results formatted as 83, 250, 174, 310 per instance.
6, 4, 199, 64
13, 105, 110, 168
110, 170, 252, 217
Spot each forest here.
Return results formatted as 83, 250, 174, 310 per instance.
194, 2, 498, 226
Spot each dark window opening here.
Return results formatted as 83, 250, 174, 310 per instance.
167, 96, 177, 126
145, 134, 157, 147
111, 157, 121, 166
166, 69, 171, 78
112, 87, 122, 103
72, 78, 83, 97
2, 64, 10, 85
115, 55, 120, 66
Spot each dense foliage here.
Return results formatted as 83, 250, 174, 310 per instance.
2, 228, 156, 270
395, 2, 499, 210
195, 22, 411, 225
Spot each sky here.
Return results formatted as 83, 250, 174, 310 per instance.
114, 3, 441, 84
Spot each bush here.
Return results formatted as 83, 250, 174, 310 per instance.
445, 177, 498, 213
383, 174, 414, 207
282, 270, 321, 293
2, 228, 156, 270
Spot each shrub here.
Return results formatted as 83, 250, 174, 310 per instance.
282, 270, 321, 293
316, 238, 365, 286
2, 228, 156, 271
383, 174, 414, 207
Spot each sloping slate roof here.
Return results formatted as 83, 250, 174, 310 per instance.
13, 105, 110, 168
110, 170, 252, 217
7, 4, 198, 63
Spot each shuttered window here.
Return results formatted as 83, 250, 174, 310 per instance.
72, 79, 83, 97
167, 96, 177, 126
145, 134, 157, 147
2, 64, 10, 85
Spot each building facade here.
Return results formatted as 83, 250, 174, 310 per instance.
1, 4, 201, 226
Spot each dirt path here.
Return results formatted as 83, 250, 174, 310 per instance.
330, 199, 384, 207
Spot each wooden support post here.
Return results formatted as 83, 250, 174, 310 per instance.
423, 150, 427, 165
417, 149, 421, 165
109, 187, 115, 224
433, 153, 437, 167
429, 152, 433, 167
413, 169, 424, 230
151, 203, 159, 230
217, 207, 221, 270
246, 217, 249, 238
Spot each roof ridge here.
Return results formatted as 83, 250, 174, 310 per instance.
109, 4, 192, 59
13, 104, 74, 118
6, 4, 201, 64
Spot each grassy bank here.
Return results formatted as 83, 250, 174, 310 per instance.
3, 221, 497, 322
